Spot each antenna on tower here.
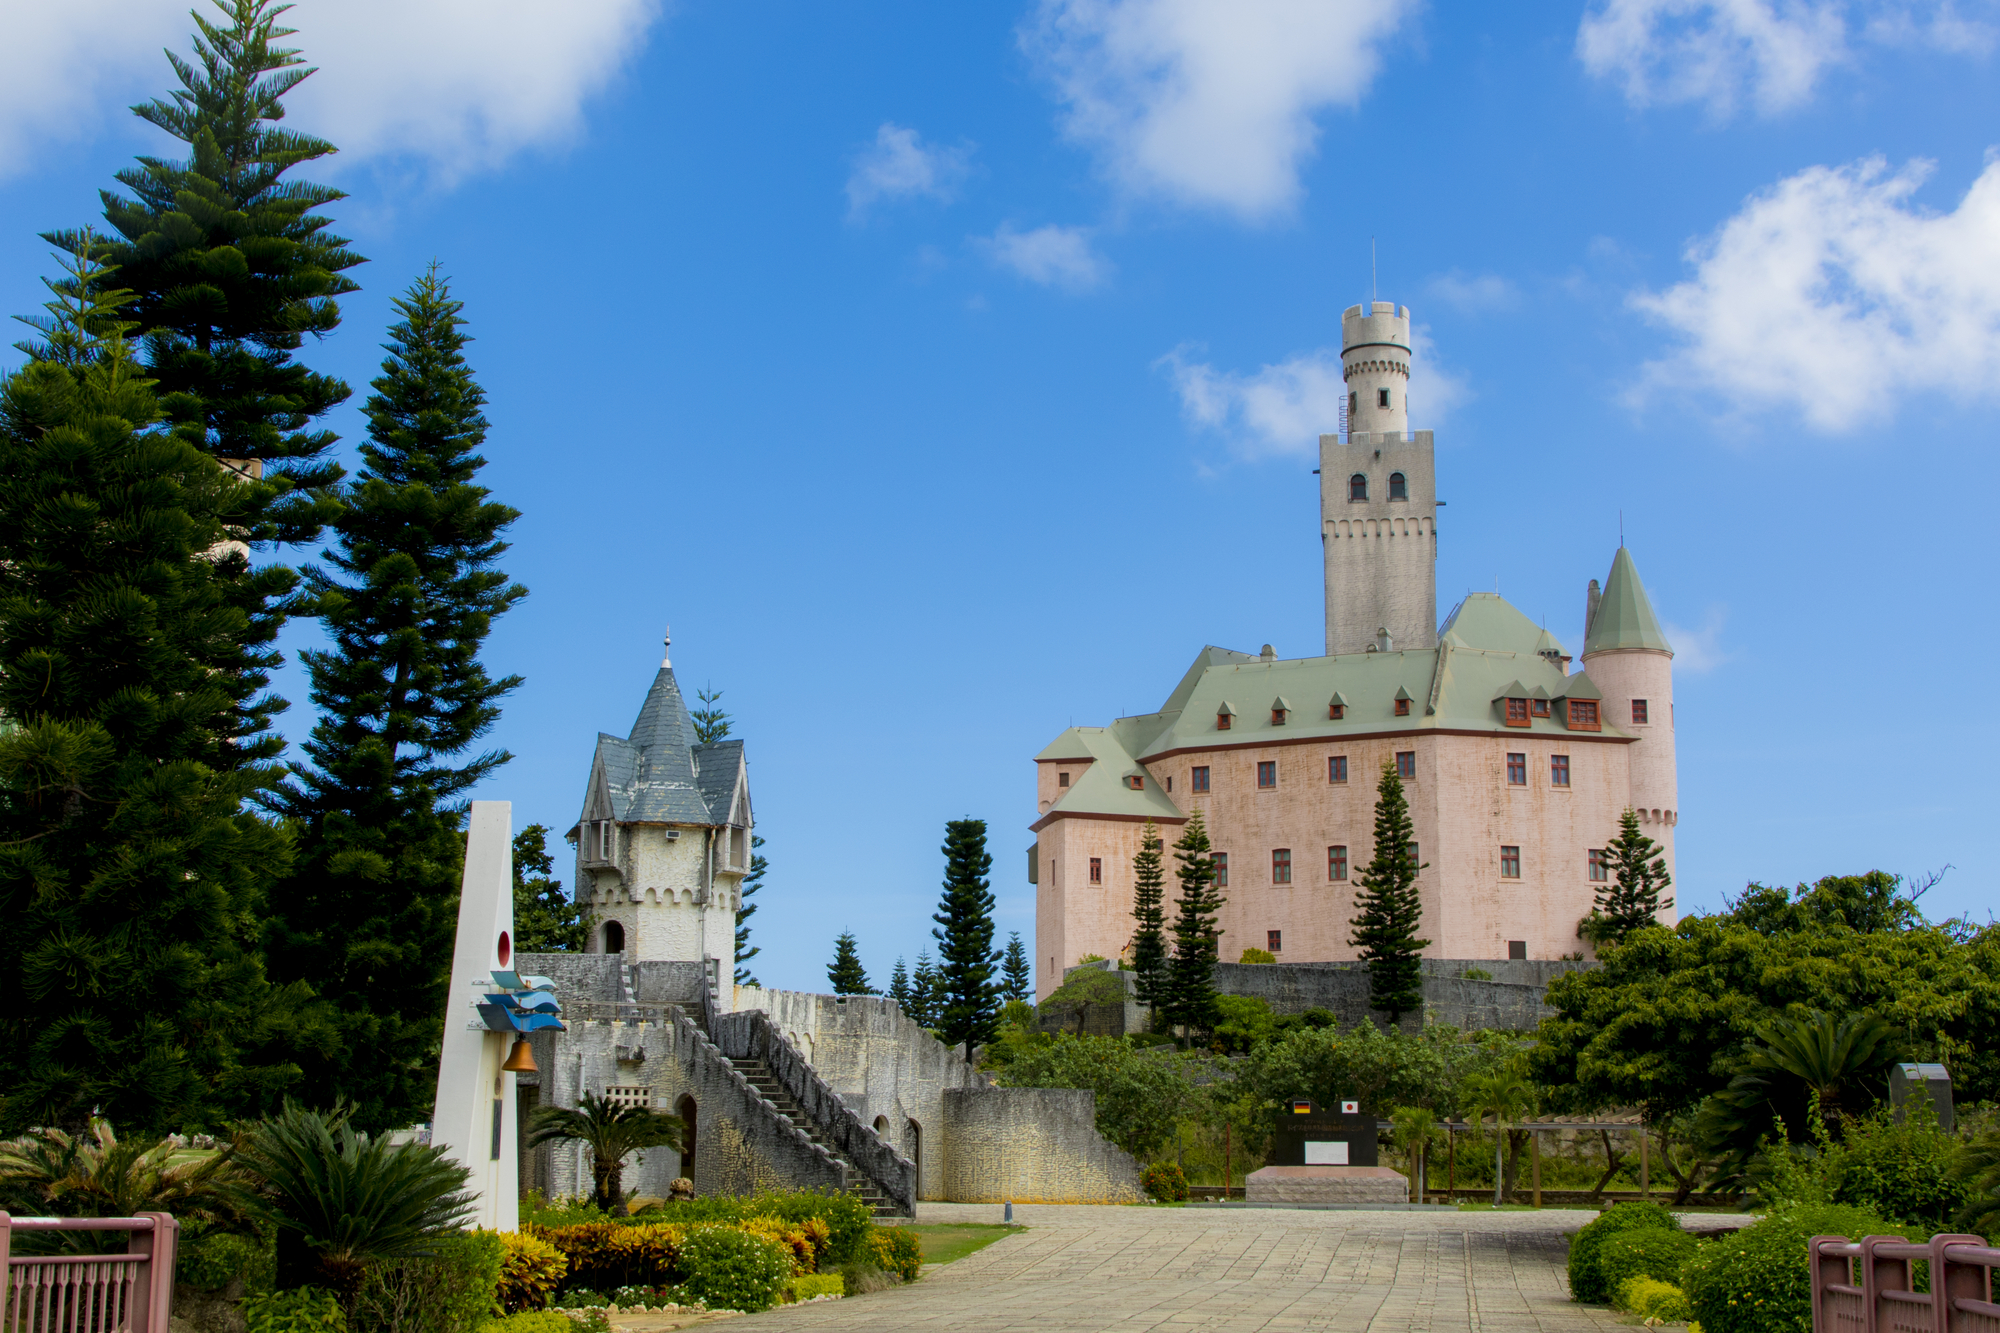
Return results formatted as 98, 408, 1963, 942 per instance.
1619, 510, 1625, 547
1371, 237, 1378, 304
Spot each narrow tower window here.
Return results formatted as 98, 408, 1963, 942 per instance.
1268, 930, 1283, 953
1349, 473, 1367, 501
1389, 472, 1407, 500
1631, 699, 1650, 724
1213, 852, 1229, 886
1057, 771, 1069, 787
1089, 857, 1102, 884
1348, 390, 1358, 418
1377, 388, 1391, 408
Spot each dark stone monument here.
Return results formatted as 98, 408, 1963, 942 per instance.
1265, 1097, 1379, 1167
1889, 1062, 1954, 1132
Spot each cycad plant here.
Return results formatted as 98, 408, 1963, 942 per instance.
234, 1103, 474, 1300
526, 1091, 686, 1213
0, 1119, 257, 1252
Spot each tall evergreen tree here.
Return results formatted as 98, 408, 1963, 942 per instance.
1127, 819, 1169, 1019
0, 243, 327, 1132
932, 819, 1002, 1061
827, 932, 875, 995
909, 951, 941, 1027
1594, 809, 1675, 945
266, 268, 525, 1128
689, 685, 730, 745
1161, 811, 1225, 1042
1348, 761, 1431, 1025
513, 823, 584, 953
735, 834, 764, 985
1001, 932, 1032, 1005
887, 957, 913, 1013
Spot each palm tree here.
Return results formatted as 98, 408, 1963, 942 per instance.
1389, 1106, 1445, 1203
526, 1091, 687, 1213
234, 1103, 476, 1300
0, 1120, 257, 1252
1460, 1065, 1535, 1205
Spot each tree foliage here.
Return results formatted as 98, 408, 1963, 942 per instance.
513, 824, 584, 953
1588, 808, 1675, 946
932, 819, 1002, 1061
1230, 1021, 1512, 1138
524, 1091, 684, 1215
735, 834, 764, 985
1348, 762, 1430, 1024
995, 1035, 1206, 1160
689, 685, 730, 746
827, 933, 875, 995
1127, 820, 1168, 1016
1001, 931, 1032, 1004
1160, 811, 1223, 1039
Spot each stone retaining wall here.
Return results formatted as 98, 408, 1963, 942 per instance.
939, 1087, 1144, 1204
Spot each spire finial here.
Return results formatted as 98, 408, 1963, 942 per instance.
662, 625, 672, 668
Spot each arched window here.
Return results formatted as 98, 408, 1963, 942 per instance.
1389, 472, 1407, 500
1349, 474, 1367, 501
603, 920, 625, 954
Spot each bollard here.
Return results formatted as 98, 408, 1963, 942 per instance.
1004, 1200, 1012, 1223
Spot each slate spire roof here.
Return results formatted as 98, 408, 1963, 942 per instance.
578, 662, 751, 829
1583, 547, 1673, 656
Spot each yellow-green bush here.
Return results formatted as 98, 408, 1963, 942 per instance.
481, 1313, 575, 1333
867, 1227, 922, 1282
786, 1274, 844, 1301
1618, 1277, 1692, 1322
243, 1288, 347, 1333
496, 1231, 569, 1313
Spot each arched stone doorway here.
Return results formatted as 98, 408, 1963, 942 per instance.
906, 1118, 922, 1196
676, 1094, 698, 1179
603, 920, 625, 954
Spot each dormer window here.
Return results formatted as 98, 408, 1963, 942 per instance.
1389, 472, 1407, 500
1349, 474, 1367, 501
1270, 696, 1290, 726
1271, 708, 1286, 725
1565, 699, 1601, 731
1216, 703, 1235, 731
1125, 775, 1144, 790
1504, 698, 1529, 727
1058, 771, 1070, 787
1394, 698, 1411, 717
1532, 699, 1551, 718
586, 819, 615, 864
1329, 703, 1345, 719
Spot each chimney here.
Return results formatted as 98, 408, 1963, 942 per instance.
1585, 580, 1601, 640
1375, 627, 1394, 653
1260, 644, 1276, 662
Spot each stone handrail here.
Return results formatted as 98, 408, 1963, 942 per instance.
711, 1008, 917, 1216
1, 1212, 179, 1333
1810, 1234, 2000, 1333
657, 1005, 849, 1196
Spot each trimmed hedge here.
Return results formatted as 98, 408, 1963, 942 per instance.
1618, 1277, 1692, 1321
788, 1275, 844, 1301
1599, 1228, 1698, 1299
674, 1228, 793, 1313
1682, 1204, 1921, 1333
1569, 1202, 1680, 1304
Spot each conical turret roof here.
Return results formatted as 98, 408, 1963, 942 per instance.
1584, 548, 1672, 656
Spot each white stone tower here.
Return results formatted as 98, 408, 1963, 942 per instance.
1320, 301, 1438, 656
1580, 548, 1679, 921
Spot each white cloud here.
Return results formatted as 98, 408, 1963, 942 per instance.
1662, 607, 1730, 671
845, 123, 972, 218
1162, 329, 1467, 460
1426, 270, 1520, 314
978, 223, 1109, 290
1576, 0, 1996, 118
1020, 0, 1416, 221
1630, 152, 2000, 430
0, 0, 665, 183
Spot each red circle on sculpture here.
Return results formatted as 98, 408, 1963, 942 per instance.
497, 931, 512, 967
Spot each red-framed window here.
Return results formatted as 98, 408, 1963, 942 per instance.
1532, 699, 1551, 718
1396, 751, 1416, 779
1329, 702, 1346, 720
1551, 754, 1570, 787
1329, 845, 1348, 881
1632, 698, 1649, 725
1395, 697, 1411, 717
1272, 848, 1291, 884
1589, 848, 1608, 882
1505, 697, 1530, 726
1507, 753, 1527, 785
1089, 857, 1102, 884
1257, 761, 1277, 789
1191, 766, 1210, 793
1500, 845, 1521, 878
1267, 929, 1283, 953
1566, 699, 1601, 731
1213, 852, 1229, 887
1329, 755, 1348, 783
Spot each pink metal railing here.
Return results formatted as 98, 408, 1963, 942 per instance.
1812, 1234, 2000, 1333
0, 1213, 179, 1333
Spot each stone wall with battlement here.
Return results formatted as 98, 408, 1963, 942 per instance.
939, 1088, 1144, 1203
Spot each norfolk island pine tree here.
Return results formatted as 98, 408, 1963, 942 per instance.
932, 819, 1002, 1062
888, 958, 913, 1012
1162, 811, 1225, 1044
266, 269, 526, 1128
1348, 761, 1431, 1026
1595, 809, 1675, 945
828, 932, 876, 995
909, 951, 941, 1027
1001, 932, 1033, 1004
1128, 819, 1169, 1025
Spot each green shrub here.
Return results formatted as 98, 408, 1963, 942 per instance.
1600, 1229, 1698, 1299
520, 1193, 611, 1229
1618, 1276, 1692, 1322
1682, 1204, 1920, 1333
179, 1229, 275, 1293
787, 1274, 844, 1301
649, 1190, 872, 1265
867, 1227, 922, 1282
496, 1230, 568, 1313
482, 1314, 575, 1333
674, 1227, 792, 1313
350, 1231, 504, 1333
243, 1288, 347, 1333
1142, 1161, 1189, 1202
1568, 1202, 1680, 1303
1833, 1107, 1971, 1227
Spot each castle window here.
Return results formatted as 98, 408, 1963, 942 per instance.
1213, 852, 1229, 886
1396, 751, 1416, 779
1589, 848, 1608, 881
1566, 699, 1601, 731
1271, 706, 1287, 725
1408, 843, 1421, 872
1217, 709, 1233, 731
1389, 472, 1407, 500
1257, 761, 1276, 789
1268, 930, 1283, 953
1508, 940, 1528, 960
1505, 697, 1530, 726
1532, 699, 1551, 718
1166, 776, 1173, 792
1348, 390, 1357, 418
1551, 754, 1570, 787
1632, 698, 1649, 725
1329, 755, 1348, 783
1329, 845, 1348, 881
1349, 473, 1368, 501
1395, 697, 1411, 717
1506, 753, 1527, 786
1501, 846, 1521, 878
1377, 388, 1391, 408
1191, 766, 1210, 793
1125, 775, 1144, 790
1272, 848, 1292, 884
1329, 702, 1345, 720
588, 820, 615, 863
1058, 771, 1070, 787
1089, 857, 1102, 885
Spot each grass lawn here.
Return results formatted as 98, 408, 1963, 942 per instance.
906, 1224, 1024, 1268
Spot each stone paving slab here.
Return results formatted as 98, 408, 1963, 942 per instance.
720, 1204, 1744, 1333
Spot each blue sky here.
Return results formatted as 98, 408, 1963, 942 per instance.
3, 0, 1998, 994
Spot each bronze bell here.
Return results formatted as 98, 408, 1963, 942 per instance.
500, 1035, 538, 1074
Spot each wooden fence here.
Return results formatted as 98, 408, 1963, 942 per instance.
0, 1213, 180, 1333
1812, 1234, 2000, 1333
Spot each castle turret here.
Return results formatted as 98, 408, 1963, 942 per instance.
1320, 301, 1437, 656
1579, 548, 1678, 920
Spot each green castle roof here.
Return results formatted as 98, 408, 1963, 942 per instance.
1584, 547, 1672, 656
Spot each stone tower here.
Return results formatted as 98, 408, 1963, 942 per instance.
1320, 301, 1438, 656
1580, 548, 1679, 918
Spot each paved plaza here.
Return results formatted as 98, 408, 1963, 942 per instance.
717, 1203, 1744, 1333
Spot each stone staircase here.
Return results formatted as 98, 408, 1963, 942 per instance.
728, 1056, 900, 1217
